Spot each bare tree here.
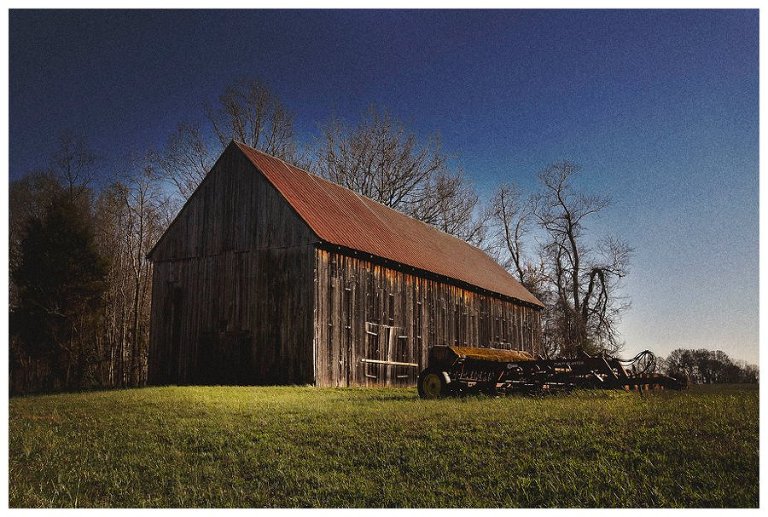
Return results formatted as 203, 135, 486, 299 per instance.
315, 107, 485, 244
487, 182, 548, 292
316, 110, 438, 207
51, 131, 97, 198
207, 78, 298, 161
532, 161, 631, 356
411, 169, 487, 246
487, 181, 557, 357
149, 122, 213, 200
95, 165, 166, 387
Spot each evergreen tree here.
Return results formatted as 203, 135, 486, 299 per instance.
12, 193, 108, 389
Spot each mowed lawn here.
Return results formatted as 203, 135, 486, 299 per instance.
9, 384, 758, 508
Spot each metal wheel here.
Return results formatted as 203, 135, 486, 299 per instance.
417, 368, 449, 399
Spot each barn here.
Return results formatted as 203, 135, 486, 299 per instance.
147, 141, 543, 387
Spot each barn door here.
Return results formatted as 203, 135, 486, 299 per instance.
362, 322, 417, 386
198, 331, 252, 384
388, 326, 416, 386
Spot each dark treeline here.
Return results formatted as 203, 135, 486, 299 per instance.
10, 135, 167, 394
7, 78, 714, 394
659, 349, 758, 384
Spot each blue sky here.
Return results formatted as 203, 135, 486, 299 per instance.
9, 9, 759, 363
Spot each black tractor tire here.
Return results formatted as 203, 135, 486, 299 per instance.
417, 368, 452, 399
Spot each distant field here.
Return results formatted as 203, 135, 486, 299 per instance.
9, 384, 758, 508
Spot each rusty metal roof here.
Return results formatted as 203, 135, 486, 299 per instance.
235, 142, 543, 307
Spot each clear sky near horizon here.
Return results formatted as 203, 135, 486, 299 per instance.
9, 9, 759, 364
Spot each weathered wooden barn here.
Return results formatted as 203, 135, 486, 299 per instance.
147, 141, 543, 387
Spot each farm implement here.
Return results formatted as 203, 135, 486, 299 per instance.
417, 345, 687, 398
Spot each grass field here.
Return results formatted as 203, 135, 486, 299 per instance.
9, 384, 759, 508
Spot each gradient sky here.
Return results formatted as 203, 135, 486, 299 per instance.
9, 9, 759, 363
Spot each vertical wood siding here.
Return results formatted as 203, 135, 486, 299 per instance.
313, 249, 542, 387
148, 145, 317, 385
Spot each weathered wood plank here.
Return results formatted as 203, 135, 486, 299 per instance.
313, 249, 542, 387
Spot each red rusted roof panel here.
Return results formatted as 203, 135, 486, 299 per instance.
235, 142, 543, 307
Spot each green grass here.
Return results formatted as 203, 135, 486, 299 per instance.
9, 384, 758, 508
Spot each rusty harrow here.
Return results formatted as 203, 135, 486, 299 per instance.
417, 345, 687, 399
